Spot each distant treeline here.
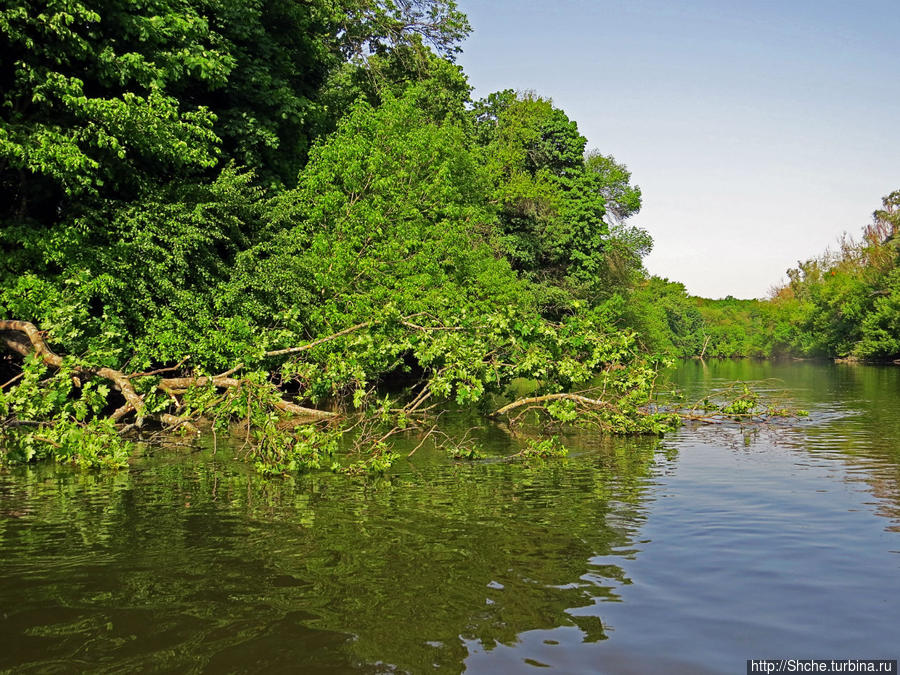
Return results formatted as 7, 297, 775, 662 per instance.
617, 192, 899, 361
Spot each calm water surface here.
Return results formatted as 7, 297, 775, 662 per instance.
1, 361, 899, 673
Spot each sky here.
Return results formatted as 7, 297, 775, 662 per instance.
454, 0, 900, 298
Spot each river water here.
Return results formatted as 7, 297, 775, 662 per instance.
1, 361, 898, 673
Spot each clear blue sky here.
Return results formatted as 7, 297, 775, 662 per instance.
455, 0, 900, 298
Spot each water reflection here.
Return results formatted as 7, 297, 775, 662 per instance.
0, 434, 670, 672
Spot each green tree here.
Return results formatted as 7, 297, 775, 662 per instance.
0, 0, 474, 357
474, 92, 623, 306
584, 151, 642, 225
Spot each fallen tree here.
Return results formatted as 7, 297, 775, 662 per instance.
1, 318, 354, 471
0, 79, 683, 474
1, 319, 335, 428
0, 313, 686, 473
1, 315, 807, 474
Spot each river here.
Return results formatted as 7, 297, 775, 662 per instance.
1, 360, 898, 673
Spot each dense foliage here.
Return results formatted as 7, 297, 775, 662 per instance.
1, 1, 680, 471
686, 191, 899, 361
619, 281, 795, 360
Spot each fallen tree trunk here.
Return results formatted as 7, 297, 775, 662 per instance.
0, 320, 336, 431
2, 319, 149, 425
156, 375, 334, 420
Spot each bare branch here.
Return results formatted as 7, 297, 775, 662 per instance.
264, 322, 371, 357
126, 357, 189, 379
1, 372, 24, 390
492, 392, 615, 418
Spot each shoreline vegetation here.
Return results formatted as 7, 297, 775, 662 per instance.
1, 1, 897, 473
